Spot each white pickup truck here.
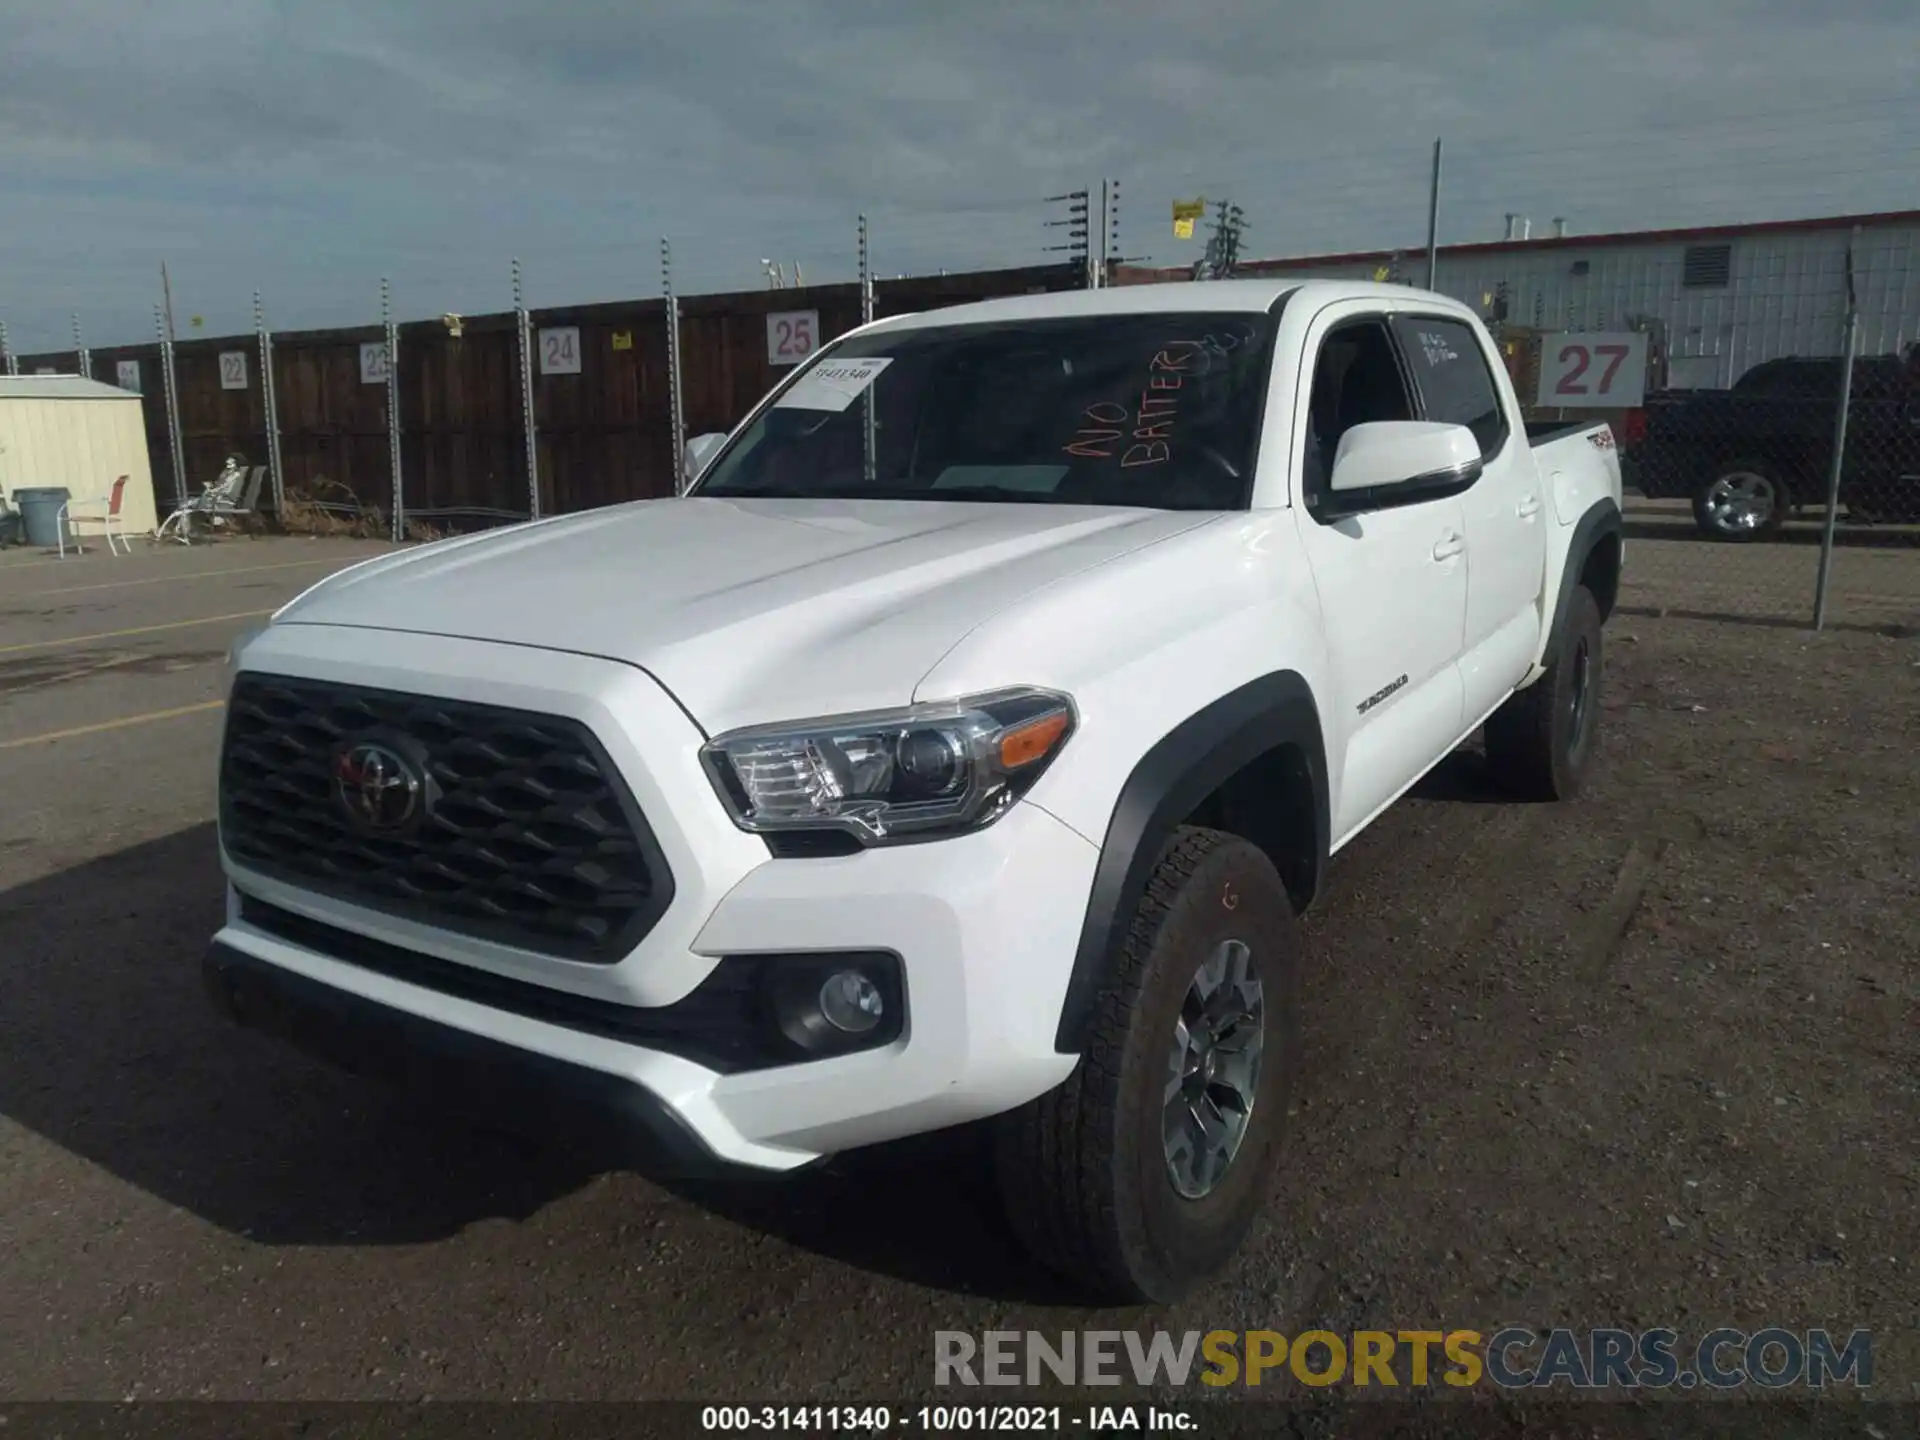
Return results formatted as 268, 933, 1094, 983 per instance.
208, 279, 1623, 1303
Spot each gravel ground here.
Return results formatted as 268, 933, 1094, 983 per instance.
0, 530, 1914, 1422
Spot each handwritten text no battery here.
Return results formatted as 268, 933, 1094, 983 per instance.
1064, 345, 1202, 468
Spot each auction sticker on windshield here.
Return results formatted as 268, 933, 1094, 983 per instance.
775, 357, 893, 412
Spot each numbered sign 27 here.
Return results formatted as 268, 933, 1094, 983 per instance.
540, 327, 582, 376
219, 351, 249, 391
767, 310, 819, 367
1536, 332, 1648, 409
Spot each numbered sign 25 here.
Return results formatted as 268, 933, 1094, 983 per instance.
1536, 331, 1648, 409
540, 327, 582, 376
219, 351, 249, 391
767, 310, 820, 366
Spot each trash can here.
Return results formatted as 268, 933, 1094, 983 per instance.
14, 487, 73, 549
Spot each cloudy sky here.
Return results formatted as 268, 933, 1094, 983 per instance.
2, 0, 1915, 352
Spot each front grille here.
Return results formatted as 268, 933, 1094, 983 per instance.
219, 673, 674, 961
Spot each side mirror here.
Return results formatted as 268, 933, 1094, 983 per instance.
1329, 421, 1482, 501
684, 432, 727, 487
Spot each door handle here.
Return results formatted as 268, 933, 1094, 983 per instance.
1517, 494, 1541, 519
1431, 531, 1464, 561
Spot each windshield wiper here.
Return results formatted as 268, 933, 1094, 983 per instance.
705, 483, 1072, 504
856, 485, 1070, 504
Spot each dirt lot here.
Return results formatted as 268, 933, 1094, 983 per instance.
0, 524, 1915, 1416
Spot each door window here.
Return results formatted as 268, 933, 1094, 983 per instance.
1302, 318, 1416, 513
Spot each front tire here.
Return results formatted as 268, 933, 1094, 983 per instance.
1484, 583, 1604, 802
994, 828, 1300, 1305
1693, 458, 1788, 540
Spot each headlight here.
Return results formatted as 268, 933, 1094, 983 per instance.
701, 687, 1076, 845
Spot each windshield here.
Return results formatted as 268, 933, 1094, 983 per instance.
694, 312, 1278, 510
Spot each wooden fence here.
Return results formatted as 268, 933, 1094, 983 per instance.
14, 263, 1086, 525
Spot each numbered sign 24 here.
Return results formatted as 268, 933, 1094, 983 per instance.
116, 359, 141, 394
767, 310, 819, 366
540, 327, 582, 376
1536, 332, 1648, 409
219, 351, 249, 391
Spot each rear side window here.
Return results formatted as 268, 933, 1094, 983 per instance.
1390, 316, 1508, 458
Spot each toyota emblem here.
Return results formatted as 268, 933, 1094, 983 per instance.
332, 741, 423, 832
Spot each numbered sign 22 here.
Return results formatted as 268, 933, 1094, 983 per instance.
359, 342, 390, 385
116, 359, 142, 394
540, 327, 582, 376
219, 351, 249, 391
767, 310, 820, 366
1536, 331, 1648, 409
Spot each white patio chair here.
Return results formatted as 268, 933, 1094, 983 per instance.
156, 458, 248, 544
204, 467, 268, 537
58, 474, 134, 557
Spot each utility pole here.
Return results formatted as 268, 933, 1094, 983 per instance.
513, 258, 540, 518
1813, 229, 1862, 632
381, 278, 403, 543
1195, 201, 1247, 281
1424, 138, 1444, 291
161, 261, 179, 351
663, 239, 686, 493
1094, 181, 1110, 289
157, 266, 188, 505
157, 299, 189, 506
859, 213, 877, 483
1044, 190, 1091, 285
253, 291, 285, 512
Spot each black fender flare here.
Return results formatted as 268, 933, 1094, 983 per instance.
1543, 499, 1624, 659
1052, 671, 1328, 1054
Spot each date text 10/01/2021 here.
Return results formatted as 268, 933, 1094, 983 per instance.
701, 1406, 1194, 1432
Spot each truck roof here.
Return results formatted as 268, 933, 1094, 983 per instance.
862, 278, 1463, 335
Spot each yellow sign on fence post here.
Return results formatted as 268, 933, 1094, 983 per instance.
1172, 199, 1206, 240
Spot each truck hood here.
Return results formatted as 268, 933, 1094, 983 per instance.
275, 496, 1217, 734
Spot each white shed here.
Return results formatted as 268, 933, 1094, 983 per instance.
0, 376, 159, 540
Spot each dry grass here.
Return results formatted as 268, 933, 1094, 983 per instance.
276, 476, 449, 544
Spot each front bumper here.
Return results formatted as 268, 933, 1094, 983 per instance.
213, 623, 1098, 1172
203, 940, 739, 1178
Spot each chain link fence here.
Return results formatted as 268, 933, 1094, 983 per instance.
5, 191, 1916, 636
1168, 214, 1919, 632
1485, 228, 1919, 631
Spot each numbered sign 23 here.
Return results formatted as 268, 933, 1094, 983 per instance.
219, 351, 249, 391
767, 310, 819, 366
540, 327, 582, 376
359, 342, 390, 385
1536, 331, 1648, 409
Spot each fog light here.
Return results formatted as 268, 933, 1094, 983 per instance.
757, 952, 904, 1060
819, 970, 884, 1034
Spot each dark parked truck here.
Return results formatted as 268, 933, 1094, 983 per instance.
1622, 347, 1920, 539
